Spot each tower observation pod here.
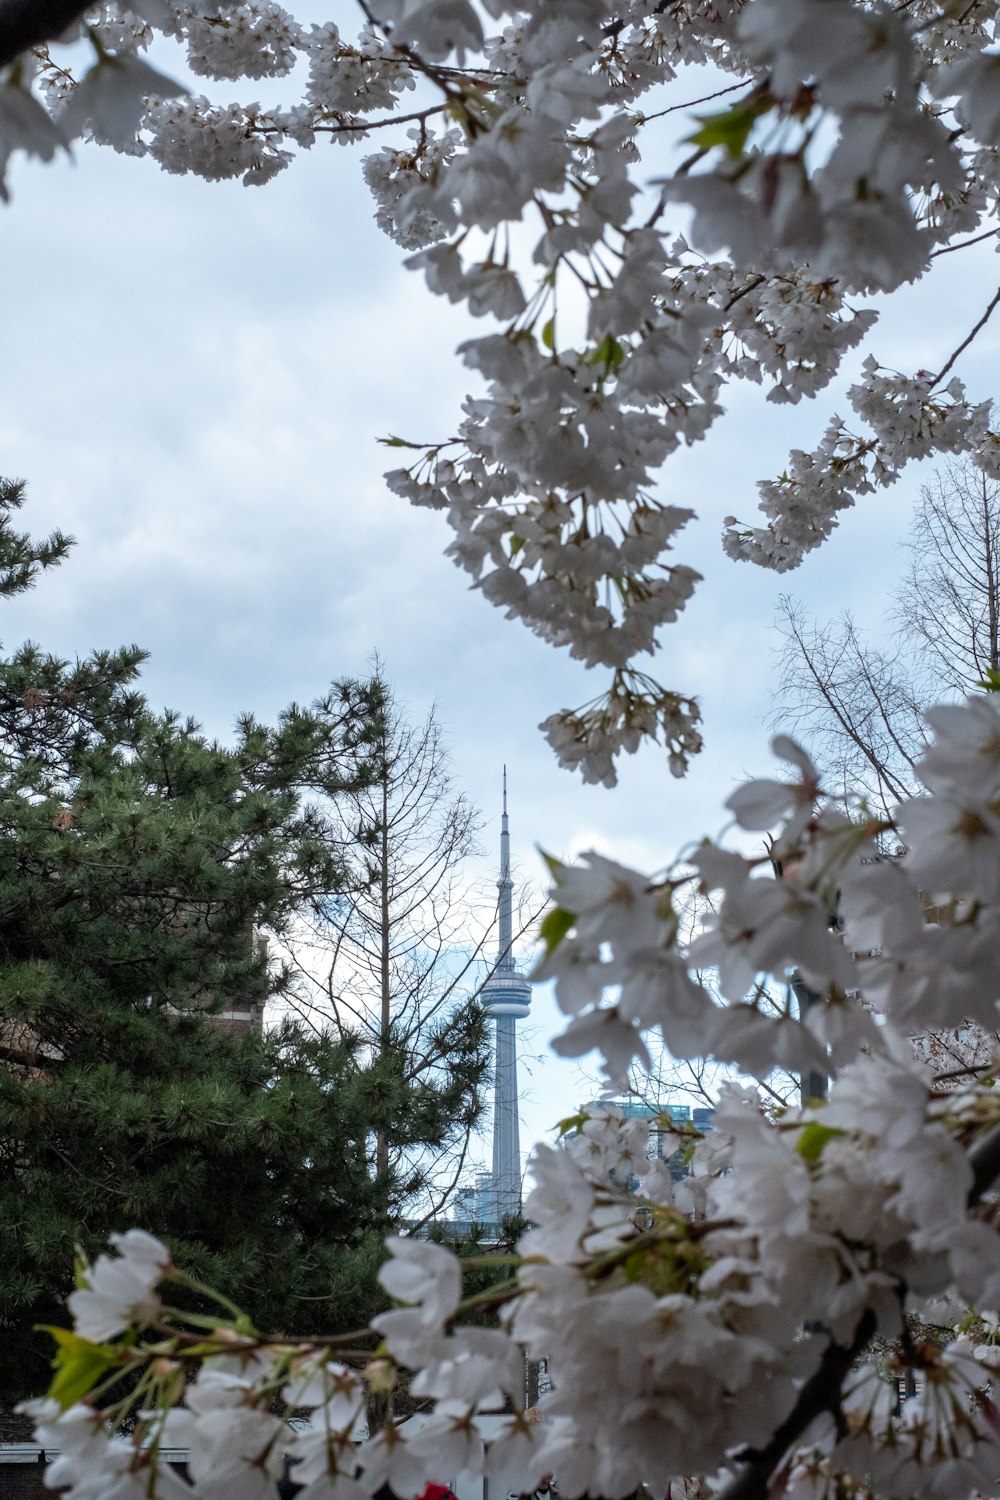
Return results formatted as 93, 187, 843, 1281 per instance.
480, 768, 531, 1220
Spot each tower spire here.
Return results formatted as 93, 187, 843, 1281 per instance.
498, 764, 513, 971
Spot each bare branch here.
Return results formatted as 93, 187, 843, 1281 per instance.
770, 596, 922, 817
281, 665, 502, 1215
892, 457, 1000, 691
930, 286, 1000, 388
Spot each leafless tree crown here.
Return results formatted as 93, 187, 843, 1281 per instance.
278, 671, 499, 1219
893, 458, 1000, 692
770, 455, 1000, 818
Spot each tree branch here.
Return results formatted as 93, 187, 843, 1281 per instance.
968, 1116, 1000, 1204
931, 286, 1000, 388
0, 0, 90, 70
714, 1309, 877, 1500
715, 1112, 1000, 1500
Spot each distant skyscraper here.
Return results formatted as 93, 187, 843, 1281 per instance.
479, 769, 531, 1220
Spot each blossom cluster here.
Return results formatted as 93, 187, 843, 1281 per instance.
25, 690, 1000, 1500
4, 0, 1000, 774
725, 362, 995, 572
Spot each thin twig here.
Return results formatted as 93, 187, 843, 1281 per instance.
311, 103, 448, 137
354, 0, 473, 116
930, 227, 1000, 259
724, 273, 768, 312
931, 286, 1000, 388
635, 80, 748, 126
932, 1061, 992, 1083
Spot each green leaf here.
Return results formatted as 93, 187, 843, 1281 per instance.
541, 317, 556, 351
977, 668, 1000, 692
510, 535, 525, 557
585, 335, 625, 374
539, 905, 575, 955
686, 101, 767, 159
554, 1110, 588, 1138
377, 435, 424, 449
796, 1122, 844, 1163
41, 1327, 119, 1410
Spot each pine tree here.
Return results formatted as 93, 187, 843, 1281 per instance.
0, 479, 449, 1402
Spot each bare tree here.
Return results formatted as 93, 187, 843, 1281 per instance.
772, 456, 1000, 819
772, 453, 1000, 1068
771, 597, 925, 819
893, 458, 1000, 692
280, 670, 497, 1222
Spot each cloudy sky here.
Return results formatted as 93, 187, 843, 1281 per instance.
3, 27, 999, 1168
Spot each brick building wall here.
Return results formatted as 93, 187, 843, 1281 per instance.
0, 1446, 192, 1496
0, 1451, 48, 1498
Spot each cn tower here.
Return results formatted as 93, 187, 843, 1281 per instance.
479, 769, 531, 1220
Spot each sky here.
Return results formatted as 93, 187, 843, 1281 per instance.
3, 28, 1000, 1178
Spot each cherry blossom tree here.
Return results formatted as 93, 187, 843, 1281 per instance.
4, 0, 1000, 780
771, 461, 1000, 1085
12, 6, 1000, 1500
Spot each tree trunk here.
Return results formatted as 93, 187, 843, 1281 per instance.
376, 748, 391, 1180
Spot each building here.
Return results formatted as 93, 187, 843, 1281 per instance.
595, 1097, 716, 1183
451, 1170, 498, 1227
165, 911, 267, 1037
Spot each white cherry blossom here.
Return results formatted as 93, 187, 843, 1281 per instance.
67, 1229, 172, 1342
